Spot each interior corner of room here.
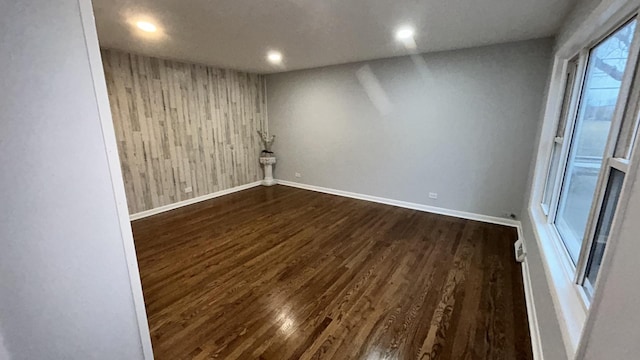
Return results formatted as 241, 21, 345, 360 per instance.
3, 0, 640, 359
106, 38, 555, 223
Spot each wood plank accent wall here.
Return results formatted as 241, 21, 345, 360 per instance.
101, 49, 267, 214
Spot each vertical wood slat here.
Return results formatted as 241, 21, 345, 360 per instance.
101, 49, 267, 214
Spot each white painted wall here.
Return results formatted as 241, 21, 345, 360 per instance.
267, 39, 553, 219
0, 0, 148, 359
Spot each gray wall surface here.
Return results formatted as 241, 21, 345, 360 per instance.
0, 1, 146, 359
268, 38, 553, 219
554, 0, 603, 51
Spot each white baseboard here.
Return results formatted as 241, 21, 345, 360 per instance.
521, 254, 544, 360
129, 181, 262, 220
276, 180, 520, 227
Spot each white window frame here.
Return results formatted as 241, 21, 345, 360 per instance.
541, 58, 581, 217
528, 1, 640, 358
541, 53, 586, 272
547, 13, 640, 272
540, 13, 639, 301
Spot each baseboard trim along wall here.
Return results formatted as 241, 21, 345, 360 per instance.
521, 254, 545, 360
129, 181, 263, 220
515, 225, 544, 359
276, 180, 519, 227
276, 179, 542, 359
514, 223, 543, 359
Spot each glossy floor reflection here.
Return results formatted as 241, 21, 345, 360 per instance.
132, 185, 532, 359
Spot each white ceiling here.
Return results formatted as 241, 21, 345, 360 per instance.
93, 0, 577, 74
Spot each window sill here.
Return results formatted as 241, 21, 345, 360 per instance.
528, 205, 588, 359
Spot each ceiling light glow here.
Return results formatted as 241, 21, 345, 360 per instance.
267, 51, 283, 64
395, 26, 415, 40
136, 21, 157, 33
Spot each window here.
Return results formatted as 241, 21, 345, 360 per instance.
540, 18, 640, 299
556, 21, 636, 263
542, 59, 579, 215
582, 167, 624, 295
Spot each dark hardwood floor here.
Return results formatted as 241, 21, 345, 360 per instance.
131, 185, 532, 360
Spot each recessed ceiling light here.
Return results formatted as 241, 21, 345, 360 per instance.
267, 51, 283, 64
395, 26, 415, 40
136, 21, 157, 33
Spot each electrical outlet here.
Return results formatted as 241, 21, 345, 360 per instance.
428, 192, 438, 199
184, 186, 193, 193
295, 172, 302, 178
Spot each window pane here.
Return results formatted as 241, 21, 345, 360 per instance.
542, 60, 579, 214
555, 20, 636, 263
583, 169, 625, 294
